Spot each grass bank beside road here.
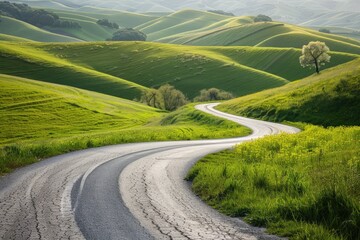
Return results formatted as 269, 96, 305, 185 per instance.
187, 125, 360, 239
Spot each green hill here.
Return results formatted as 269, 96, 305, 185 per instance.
156, 20, 360, 55
0, 74, 161, 145
218, 58, 360, 126
44, 8, 158, 41
136, 9, 230, 41
0, 33, 33, 42
0, 41, 357, 100
0, 16, 82, 42
0, 73, 250, 174
0, 42, 146, 99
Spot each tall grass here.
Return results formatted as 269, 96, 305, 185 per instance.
187, 125, 360, 239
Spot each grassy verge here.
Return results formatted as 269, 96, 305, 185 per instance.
0, 104, 250, 175
187, 125, 360, 239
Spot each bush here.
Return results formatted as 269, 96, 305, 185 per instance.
97, 19, 119, 29
107, 28, 147, 41
140, 84, 187, 111
319, 28, 331, 33
194, 88, 234, 102
254, 14, 272, 22
0, 1, 80, 28
207, 10, 235, 16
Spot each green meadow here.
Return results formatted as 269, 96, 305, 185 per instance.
0, 74, 250, 174
187, 126, 360, 240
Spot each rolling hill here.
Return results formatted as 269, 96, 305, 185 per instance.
0, 41, 146, 99
0, 41, 356, 100
217, 58, 360, 126
0, 74, 161, 145
136, 9, 230, 41
148, 15, 360, 55
0, 16, 81, 42
45, 8, 158, 41
0, 73, 250, 174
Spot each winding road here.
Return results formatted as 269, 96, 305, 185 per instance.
0, 103, 299, 240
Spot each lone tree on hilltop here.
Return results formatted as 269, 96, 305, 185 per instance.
300, 41, 331, 74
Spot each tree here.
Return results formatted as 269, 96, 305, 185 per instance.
158, 84, 187, 111
140, 88, 162, 109
140, 84, 187, 111
254, 14, 272, 22
194, 88, 234, 102
319, 28, 331, 33
108, 28, 146, 41
300, 41, 331, 74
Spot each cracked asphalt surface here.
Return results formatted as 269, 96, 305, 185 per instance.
0, 103, 299, 239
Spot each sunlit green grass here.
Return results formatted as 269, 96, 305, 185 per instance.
0, 74, 250, 174
218, 58, 360, 126
187, 125, 360, 239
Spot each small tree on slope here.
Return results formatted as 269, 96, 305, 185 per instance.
300, 41, 331, 74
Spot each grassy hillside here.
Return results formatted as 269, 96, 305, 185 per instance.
0, 41, 146, 99
300, 11, 360, 31
136, 9, 230, 41
218, 58, 360, 126
0, 41, 356, 100
156, 20, 360, 55
187, 125, 360, 240
0, 74, 250, 174
0, 16, 82, 42
0, 33, 33, 42
44, 9, 158, 41
0, 74, 160, 145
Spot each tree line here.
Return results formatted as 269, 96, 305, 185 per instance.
140, 85, 233, 111
0, 1, 80, 28
97, 19, 119, 29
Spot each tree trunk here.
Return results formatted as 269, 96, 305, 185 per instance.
314, 59, 320, 74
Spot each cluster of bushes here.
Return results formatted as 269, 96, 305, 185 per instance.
207, 10, 235, 16
107, 28, 147, 41
254, 14, 272, 22
140, 85, 234, 111
0, 1, 80, 28
96, 18, 119, 29
319, 28, 331, 33
194, 88, 233, 102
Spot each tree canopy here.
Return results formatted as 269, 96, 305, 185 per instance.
254, 14, 272, 22
0, 1, 80, 28
194, 88, 233, 102
107, 28, 147, 41
140, 84, 187, 111
300, 41, 331, 74
97, 19, 119, 29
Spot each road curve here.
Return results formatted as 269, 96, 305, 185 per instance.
0, 103, 299, 240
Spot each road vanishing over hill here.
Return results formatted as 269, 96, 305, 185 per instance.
0, 103, 299, 240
